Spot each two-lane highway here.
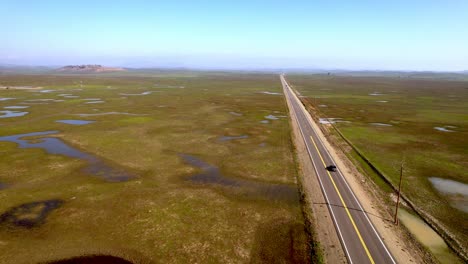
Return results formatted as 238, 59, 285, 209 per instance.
281, 75, 396, 264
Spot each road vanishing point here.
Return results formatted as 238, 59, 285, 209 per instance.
281, 75, 396, 264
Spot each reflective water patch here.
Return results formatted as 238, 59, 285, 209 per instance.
229, 111, 243, 116
218, 135, 249, 142
369, 123, 393, 127
434, 126, 456, 132
75, 112, 143, 117
319, 118, 350, 124
25, 99, 63, 102
265, 115, 279, 120
40, 89, 56, 93
56, 120, 95, 125
0, 131, 132, 182
0, 110, 29, 118
429, 177, 468, 213
120, 91, 153, 96
398, 209, 460, 263
179, 154, 299, 203
261, 91, 282, 95
3, 106, 29, 109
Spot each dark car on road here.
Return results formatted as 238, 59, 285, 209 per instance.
326, 165, 337, 172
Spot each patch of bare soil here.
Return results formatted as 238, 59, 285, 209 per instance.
249, 218, 310, 264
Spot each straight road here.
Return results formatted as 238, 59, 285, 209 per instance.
281, 75, 396, 264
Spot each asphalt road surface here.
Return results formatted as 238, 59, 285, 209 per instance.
281, 75, 396, 264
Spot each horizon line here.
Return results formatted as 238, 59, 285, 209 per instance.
1, 63, 467, 74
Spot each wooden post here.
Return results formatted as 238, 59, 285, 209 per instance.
394, 163, 403, 225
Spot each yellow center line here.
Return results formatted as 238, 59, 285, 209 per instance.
309, 135, 376, 264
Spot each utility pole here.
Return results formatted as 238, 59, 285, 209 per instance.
394, 163, 404, 225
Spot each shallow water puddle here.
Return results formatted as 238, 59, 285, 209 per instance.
56, 120, 95, 125
40, 89, 56, 93
261, 91, 282, 95
20, 102, 49, 105
376, 100, 388, 103
369, 123, 392, 127
0, 200, 63, 228
429, 177, 468, 213
398, 209, 461, 264
3, 106, 29, 109
58, 94, 79, 98
218, 135, 249, 142
0, 110, 29, 118
265, 115, 279, 120
153, 84, 185, 89
229, 111, 243, 116
369, 92, 385, 96
25, 99, 64, 102
0, 98, 15, 101
85, 101, 104, 104
119, 91, 153, 96
0, 131, 132, 182
76, 112, 142, 117
434, 126, 456, 132
260, 120, 269, 124
179, 154, 299, 202
319, 118, 350, 124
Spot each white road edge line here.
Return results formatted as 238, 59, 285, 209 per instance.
282, 77, 354, 264
283, 75, 396, 264
313, 130, 396, 264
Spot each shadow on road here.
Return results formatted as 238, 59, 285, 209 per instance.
313, 202, 393, 222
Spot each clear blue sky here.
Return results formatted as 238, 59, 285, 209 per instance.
2, 0, 468, 70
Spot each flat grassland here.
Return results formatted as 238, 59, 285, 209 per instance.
288, 75, 467, 256
0, 73, 310, 263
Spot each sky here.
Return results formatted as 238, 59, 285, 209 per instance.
1, 0, 468, 71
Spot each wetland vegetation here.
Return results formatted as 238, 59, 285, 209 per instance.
0, 73, 311, 263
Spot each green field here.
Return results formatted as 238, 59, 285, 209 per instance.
288, 74, 467, 258
0, 73, 311, 263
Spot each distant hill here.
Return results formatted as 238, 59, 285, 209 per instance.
56, 65, 126, 73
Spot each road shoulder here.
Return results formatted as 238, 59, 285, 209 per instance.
284, 83, 347, 264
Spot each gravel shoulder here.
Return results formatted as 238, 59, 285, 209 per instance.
285, 91, 347, 263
